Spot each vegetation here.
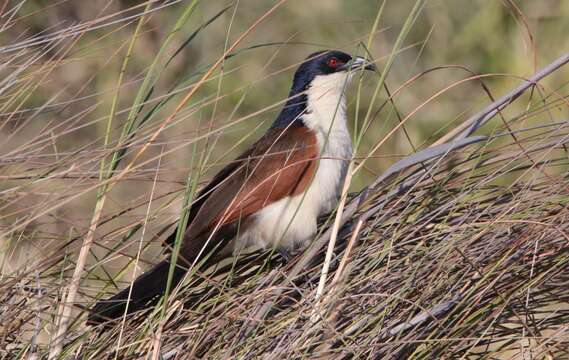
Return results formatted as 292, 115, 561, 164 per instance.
1, 0, 568, 358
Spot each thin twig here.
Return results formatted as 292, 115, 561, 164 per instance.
437, 50, 569, 145
311, 163, 354, 322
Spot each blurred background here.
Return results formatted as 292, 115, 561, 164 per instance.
1, 0, 569, 308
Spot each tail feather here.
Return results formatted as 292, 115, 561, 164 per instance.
88, 260, 185, 325
88, 223, 237, 325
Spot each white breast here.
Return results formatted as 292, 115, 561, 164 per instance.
237, 72, 353, 253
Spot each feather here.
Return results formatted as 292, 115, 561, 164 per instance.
89, 126, 318, 324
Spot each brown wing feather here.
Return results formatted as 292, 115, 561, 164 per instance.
163, 147, 254, 248
178, 126, 319, 265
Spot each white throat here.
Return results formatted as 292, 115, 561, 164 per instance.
302, 71, 353, 164
302, 72, 351, 137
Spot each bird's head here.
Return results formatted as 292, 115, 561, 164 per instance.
294, 50, 376, 80
273, 50, 375, 129
290, 50, 376, 93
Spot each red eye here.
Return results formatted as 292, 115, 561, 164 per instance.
327, 57, 338, 68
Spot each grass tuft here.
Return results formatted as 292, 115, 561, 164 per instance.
1, 1, 568, 359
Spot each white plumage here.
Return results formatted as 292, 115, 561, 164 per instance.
237, 71, 353, 252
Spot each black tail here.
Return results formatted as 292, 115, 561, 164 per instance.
88, 260, 186, 325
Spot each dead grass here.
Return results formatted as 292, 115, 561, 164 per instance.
1, 1, 569, 359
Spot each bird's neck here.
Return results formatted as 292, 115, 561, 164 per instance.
302, 72, 349, 135
271, 83, 309, 129
272, 73, 349, 132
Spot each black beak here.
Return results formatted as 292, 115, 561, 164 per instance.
340, 56, 377, 72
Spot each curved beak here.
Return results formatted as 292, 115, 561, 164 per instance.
340, 56, 377, 72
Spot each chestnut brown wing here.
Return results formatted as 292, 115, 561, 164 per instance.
178, 126, 319, 265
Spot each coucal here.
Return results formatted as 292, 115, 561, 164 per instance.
88, 50, 375, 325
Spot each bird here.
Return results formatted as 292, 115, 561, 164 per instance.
88, 50, 376, 325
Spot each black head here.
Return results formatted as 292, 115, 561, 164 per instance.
298, 50, 354, 77
272, 50, 375, 129
291, 50, 375, 90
